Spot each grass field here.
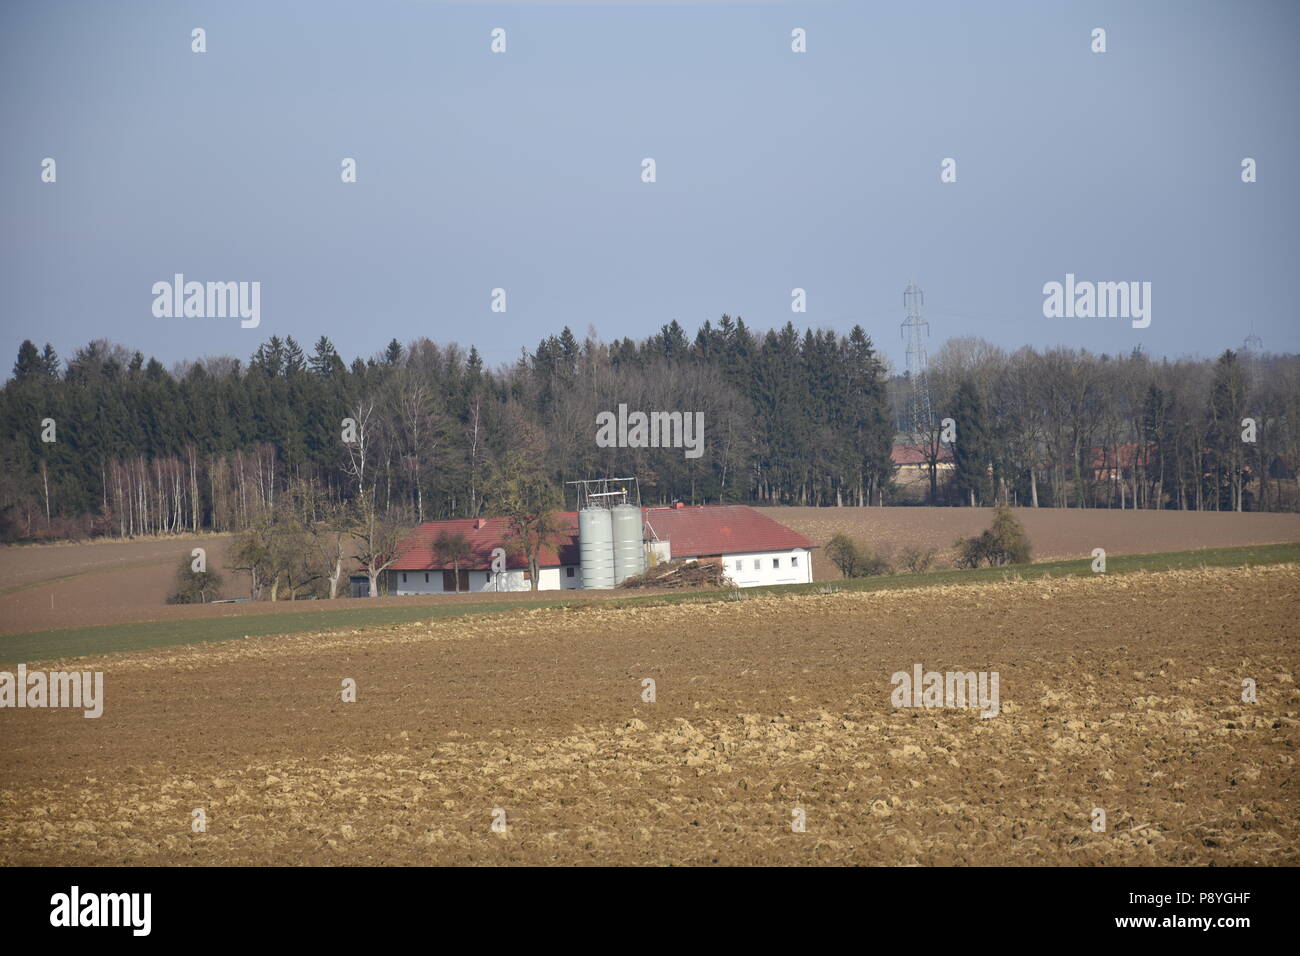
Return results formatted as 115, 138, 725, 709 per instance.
3, 540, 1298, 665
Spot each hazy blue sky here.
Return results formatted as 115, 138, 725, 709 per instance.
2, 0, 1297, 374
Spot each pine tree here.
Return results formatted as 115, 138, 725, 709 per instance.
38, 344, 58, 379
309, 336, 343, 377
846, 326, 893, 505
952, 378, 990, 506
1207, 350, 1247, 511
384, 339, 404, 367
658, 321, 688, 362
283, 336, 306, 376
12, 341, 41, 381
557, 327, 579, 374
250, 337, 286, 377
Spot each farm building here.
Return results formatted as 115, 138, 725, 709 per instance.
355, 503, 814, 596
642, 504, 814, 588
891, 442, 954, 498
361, 515, 583, 597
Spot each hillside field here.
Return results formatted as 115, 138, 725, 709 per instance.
1, 560, 1296, 866
760, 507, 1300, 582
2, 507, 1298, 637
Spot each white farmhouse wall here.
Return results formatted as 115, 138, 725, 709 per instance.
388, 565, 580, 595
719, 548, 813, 588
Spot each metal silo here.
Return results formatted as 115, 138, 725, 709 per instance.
611, 503, 645, 584
578, 507, 616, 589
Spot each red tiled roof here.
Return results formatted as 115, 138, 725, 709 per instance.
892, 443, 953, 465
389, 513, 579, 571
641, 505, 813, 556
1088, 443, 1154, 470
389, 505, 813, 571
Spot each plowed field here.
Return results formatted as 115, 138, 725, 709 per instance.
759, 507, 1300, 582
2, 563, 1296, 866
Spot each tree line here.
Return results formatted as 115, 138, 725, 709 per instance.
899, 337, 1299, 512
2, 320, 1297, 545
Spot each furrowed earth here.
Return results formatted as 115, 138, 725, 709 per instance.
2, 563, 1296, 865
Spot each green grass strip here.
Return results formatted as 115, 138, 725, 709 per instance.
2, 540, 1296, 665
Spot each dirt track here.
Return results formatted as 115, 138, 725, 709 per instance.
2, 563, 1296, 866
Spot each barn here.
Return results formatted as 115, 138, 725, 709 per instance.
362, 504, 814, 596
641, 504, 814, 588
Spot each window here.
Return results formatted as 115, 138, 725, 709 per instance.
791, 555, 799, 567
753, 559, 760, 570
773, 558, 780, 569
402, 573, 407, 583
424, 573, 430, 583
735, 560, 743, 572
566, 566, 575, 578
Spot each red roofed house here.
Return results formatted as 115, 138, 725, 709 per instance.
1087, 443, 1153, 483
891, 442, 954, 499
356, 514, 582, 597
642, 504, 814, 588
367, 504, 814, 595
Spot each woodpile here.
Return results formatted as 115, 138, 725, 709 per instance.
617, 559, 733, 590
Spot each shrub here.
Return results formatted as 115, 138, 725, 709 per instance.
167, 553, 224, 604
953, 533, 991, 569
824, 534, 892, 578
857, 546, 893, 576
825, 533, 860, 578
899, 545, 936, 574
988, 506, 1032, 565
953, 506, 1032, 568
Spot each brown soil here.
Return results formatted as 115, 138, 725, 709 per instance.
1, 564, 1295, 866
3, 509, 1296, 637
0, 536, 659, 636
761, 507, 1300, 582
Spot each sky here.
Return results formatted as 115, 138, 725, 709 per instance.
2, 0, 1297, 375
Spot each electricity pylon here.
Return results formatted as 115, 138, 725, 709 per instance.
901, 279, 933, 435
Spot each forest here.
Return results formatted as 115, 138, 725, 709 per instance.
2, 316, 1297, 545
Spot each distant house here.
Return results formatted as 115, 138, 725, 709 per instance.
1088, 443, 1154, 484
361, 504, 814, 595
891, 443, 954, 497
